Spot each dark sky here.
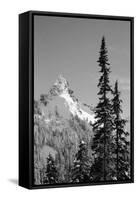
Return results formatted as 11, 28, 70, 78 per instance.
34, 15, 130, 118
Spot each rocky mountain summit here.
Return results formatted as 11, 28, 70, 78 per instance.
38, 75, 95, 124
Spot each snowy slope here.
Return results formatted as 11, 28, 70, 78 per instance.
44, 75, 95, 124
59, 86, 95, 123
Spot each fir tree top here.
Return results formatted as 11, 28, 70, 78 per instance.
112, 80, 123, 115
97, 36, 112, 97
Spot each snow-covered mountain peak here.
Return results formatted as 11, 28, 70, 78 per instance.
52, 75, 69, 96
40, 75, 95, 124
49, 75, 95, 124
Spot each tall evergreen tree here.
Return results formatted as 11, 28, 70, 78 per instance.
92, 36, 115, 181
71, 140, 91, 183
112, 81, 130, 180
43, 154, 58, 184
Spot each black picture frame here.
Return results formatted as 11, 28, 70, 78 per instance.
19, 10, 134, 189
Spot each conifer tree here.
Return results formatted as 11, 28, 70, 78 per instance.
71, 140, 91, 183
112, 81, 130, 180
92, 36, 115, 181
43, 154, 58, 184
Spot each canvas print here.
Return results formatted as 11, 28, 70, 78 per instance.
34, 15, 132, 186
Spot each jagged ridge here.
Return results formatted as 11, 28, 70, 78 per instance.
40, 75, 95, 124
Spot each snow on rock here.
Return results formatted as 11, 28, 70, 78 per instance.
60, 89, 95, 123
40, 75, 95, 124
54, 75, 95, 124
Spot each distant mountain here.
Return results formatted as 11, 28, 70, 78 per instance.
37, 75, 95, 124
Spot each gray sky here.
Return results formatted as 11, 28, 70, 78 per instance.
34, 15, 130, 118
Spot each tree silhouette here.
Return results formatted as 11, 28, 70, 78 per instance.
92, 36, 115, 181
43, 154, 58, 184
71, 140, 91, 183
112, 80, 130, 180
